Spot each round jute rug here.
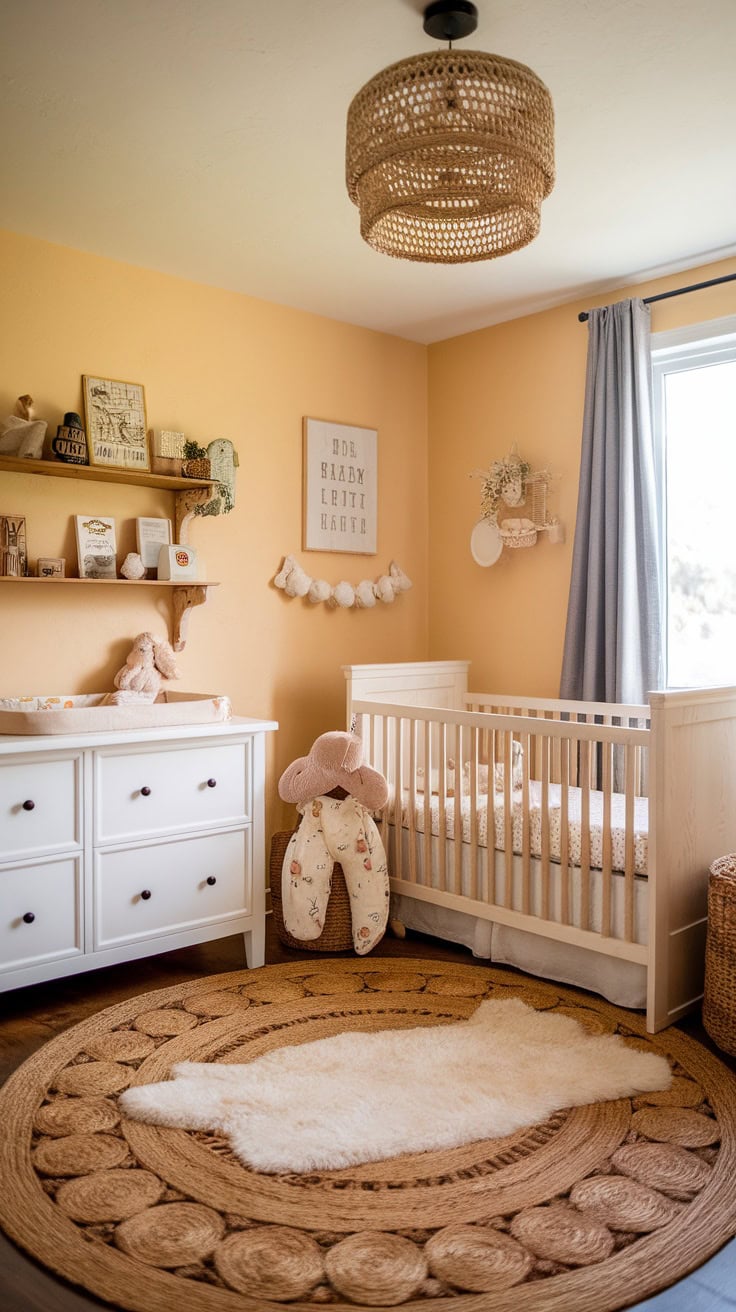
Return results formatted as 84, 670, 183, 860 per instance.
1, 958, 735, 1312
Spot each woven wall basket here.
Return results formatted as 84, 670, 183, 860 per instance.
270, 830, 354, 952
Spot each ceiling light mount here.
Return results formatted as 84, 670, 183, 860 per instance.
423, 1, 478, 43
345, 3, 555, 265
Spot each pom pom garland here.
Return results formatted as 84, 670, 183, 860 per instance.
273, 556, 412, 608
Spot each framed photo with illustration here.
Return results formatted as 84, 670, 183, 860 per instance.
302, 417, 377, 554
0, 514, 27, 576
82, 375, 149, 472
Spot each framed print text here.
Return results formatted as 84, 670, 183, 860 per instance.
83, 376, 149, 471
303, 418, 377, 554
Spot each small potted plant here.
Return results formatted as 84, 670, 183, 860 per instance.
182, 439, 211, 481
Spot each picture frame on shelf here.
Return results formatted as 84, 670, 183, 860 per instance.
150, 428, 185, 477
0, 514, 27, 576
37, 557, 65, 578
302, 417, 377, 554
75, 515, 117, 579
82, 375, 149, 472
135, 516, 172, 576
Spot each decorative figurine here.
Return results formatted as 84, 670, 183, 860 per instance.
0, 395, 47, 460
51, 412, 88, 465
120, 552, 146, 580
193, 438, 237, 517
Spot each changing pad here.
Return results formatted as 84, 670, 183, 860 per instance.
0, 691, 232, 735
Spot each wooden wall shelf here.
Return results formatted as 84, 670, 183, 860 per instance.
1, 456, 220, 648
0, 577, 219, 587
0, 454, 213, 492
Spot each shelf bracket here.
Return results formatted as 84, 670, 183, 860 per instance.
172, 585, 208, 651
175, 486, 216, 544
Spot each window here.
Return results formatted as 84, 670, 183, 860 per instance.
652, 315, 736, 688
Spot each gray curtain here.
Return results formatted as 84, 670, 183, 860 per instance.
560, 299, 662, 705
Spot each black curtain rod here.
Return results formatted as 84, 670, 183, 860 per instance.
577, 271, 736, 322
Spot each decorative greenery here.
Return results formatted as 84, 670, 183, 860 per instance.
194, 481, 234, 517
183, 439, 208, 460
478, 452, 531, 522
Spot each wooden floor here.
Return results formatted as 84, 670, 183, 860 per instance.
1, 922, 735, 1312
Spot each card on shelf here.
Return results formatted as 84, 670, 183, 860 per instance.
135, 517, 172, 575
157, 543, 198, 581
75, 515, 117, 579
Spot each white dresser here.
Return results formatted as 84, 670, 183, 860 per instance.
0, 717, 277, 991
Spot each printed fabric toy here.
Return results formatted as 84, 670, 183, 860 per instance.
278, 731, 390, 955
110, 632, 181, 703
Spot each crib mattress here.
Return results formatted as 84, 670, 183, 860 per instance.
392, 781, 649, 876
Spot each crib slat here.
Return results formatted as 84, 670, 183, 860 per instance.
560, 737, 570, 924
394, 716, 403, 883
521, 730, 531, 916
625, 744, 636, 942
407, 717, 417, 886
453, 723, 463, 896
601, 741, 613, 939
540, 735, 551, 921
503, 730, 513, 908
423, 719, 431, 889
580, 738, 591, 931
469, 725, 479, 901
438, 720, 447, 891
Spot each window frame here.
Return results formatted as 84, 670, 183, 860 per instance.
651, 313, 736, 688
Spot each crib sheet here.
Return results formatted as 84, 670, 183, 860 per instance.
392, 781, 649, 876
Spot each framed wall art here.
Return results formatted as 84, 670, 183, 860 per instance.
0, 514, 27, 576
82, 375, 149, 471
303, 417, 377, 554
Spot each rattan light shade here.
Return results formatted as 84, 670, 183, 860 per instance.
346, 49, 554, 264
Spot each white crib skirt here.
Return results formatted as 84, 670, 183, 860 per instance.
391, 893, 647, 1010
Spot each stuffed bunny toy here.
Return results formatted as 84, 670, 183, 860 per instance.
278, 730, 390, 955
110, 632, 181, 703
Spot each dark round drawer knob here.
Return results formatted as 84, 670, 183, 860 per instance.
22, 799, 35, 811
140, 889, 152, 901
22, 911, 35, 924
206, 875, 217, 886
206, 778, 217, 788
140, 786, 151, 797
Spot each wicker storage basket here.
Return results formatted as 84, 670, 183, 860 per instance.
499, 517, 537, 549
269, 830, 354, 952
703, 853, 736, 1055
182, 457, 211, 480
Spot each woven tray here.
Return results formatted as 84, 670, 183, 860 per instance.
269, 830, 353, 952
703, 854, 736, 1055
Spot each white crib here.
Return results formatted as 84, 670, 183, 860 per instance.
344, 661, 736, 1032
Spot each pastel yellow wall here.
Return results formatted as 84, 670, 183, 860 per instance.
427, 255, 736, 696
0, 229, 428, 834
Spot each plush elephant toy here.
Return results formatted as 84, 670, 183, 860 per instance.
278, 731, 389, 955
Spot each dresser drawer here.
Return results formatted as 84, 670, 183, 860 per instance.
0, 855, 83, 971
95, 740, 251, 842
94, 828, 251, 948
0, 755, 81, 861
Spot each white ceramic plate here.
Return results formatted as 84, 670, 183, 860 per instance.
470, 519, 503, 567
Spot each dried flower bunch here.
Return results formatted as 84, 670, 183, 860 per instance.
479, 452, 531, 522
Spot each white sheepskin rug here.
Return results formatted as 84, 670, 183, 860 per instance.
119, 999, 671, 1173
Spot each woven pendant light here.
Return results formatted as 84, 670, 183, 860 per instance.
346, 0, 554, 264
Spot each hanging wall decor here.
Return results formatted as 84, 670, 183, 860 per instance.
273, 556, 411, 608
470, 449, 564, 566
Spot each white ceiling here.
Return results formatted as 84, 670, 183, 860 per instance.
2, 0, 735, 343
